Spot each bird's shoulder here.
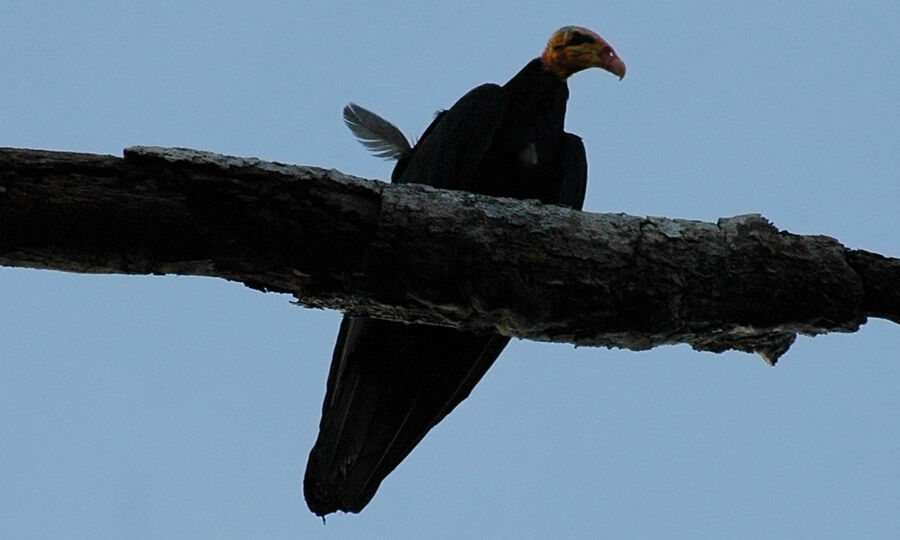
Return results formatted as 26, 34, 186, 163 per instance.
392, 83, 508, 187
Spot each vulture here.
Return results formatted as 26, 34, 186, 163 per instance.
304, 25, 625, 516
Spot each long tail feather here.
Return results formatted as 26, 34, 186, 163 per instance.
304, 317, 509, 516
342, 103, 413, 160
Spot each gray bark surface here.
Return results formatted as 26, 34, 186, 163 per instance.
2, 146, 897, 364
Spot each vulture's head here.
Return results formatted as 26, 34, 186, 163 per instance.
541, 26, 626, 80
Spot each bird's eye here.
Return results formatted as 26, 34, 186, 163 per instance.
601, 46, 614, 57
567, 32, 596, 46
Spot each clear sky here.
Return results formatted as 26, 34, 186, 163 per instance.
2, 2, 899, 538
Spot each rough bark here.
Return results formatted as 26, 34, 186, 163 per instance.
1, 146, 897, 364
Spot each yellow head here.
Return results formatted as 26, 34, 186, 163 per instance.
541, 26, 626, 80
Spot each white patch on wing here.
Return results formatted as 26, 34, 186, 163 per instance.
518, 142, 538, 166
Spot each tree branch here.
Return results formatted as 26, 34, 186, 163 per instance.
1, 146, 897, 364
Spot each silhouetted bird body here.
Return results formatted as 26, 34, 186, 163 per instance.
305, 26, 625, 516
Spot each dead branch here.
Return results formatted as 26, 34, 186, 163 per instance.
1, 146, 897, 364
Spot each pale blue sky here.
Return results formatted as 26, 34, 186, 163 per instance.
2, 2, 899, 538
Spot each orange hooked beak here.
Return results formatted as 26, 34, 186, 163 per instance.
601, 52, 626, 80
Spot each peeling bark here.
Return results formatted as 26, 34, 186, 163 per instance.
1, 146, 897, 363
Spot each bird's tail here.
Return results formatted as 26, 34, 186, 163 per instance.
304, 317, 509, 516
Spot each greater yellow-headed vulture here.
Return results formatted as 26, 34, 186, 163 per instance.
304, 25, 624, 516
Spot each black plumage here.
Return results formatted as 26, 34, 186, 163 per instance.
390, 61, 586, 208
304, 26, 624, 516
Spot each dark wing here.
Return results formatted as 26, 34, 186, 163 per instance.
305, 85, 514, 516
343, 103, 413, 160
392, 84, 507, 188
555, 133, 588, 210
304, 318, 509, 516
